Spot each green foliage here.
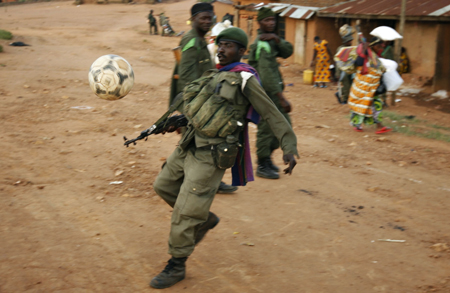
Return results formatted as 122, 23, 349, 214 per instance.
0, 30, 13, 40
0, 45, 3, 53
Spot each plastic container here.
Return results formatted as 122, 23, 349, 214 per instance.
303, 69, 314, 85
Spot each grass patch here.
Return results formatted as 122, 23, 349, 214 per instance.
382, 111, 420, 124
429, 124, 450, 131
381, 111, 450, 143
0, 45, 3, 53
0, 29, 13, 40
346, 110, 450, 143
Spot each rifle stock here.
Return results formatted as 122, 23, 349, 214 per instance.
172, 46, 181, 79
173, 46, 181, 64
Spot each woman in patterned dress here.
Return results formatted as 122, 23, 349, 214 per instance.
310, 36, 333, 88
348, 37, 391, 134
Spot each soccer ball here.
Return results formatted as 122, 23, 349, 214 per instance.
88, 54, 134, 101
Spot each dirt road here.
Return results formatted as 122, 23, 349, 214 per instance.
1, 1, 450, 292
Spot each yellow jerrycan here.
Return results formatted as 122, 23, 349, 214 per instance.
303, 69, 314, 85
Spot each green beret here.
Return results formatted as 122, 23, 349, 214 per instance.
257, 7, 275, 21
215, 27, 248, 49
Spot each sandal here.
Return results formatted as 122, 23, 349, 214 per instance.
375, 127, 392, 134
354, 127, 363, 132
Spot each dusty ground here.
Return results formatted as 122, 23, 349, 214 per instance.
1, 1, 450, 292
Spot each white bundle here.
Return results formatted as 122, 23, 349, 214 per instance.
379, 58, 403, 91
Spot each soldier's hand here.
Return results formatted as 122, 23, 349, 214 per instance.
280, 98, 292, 113
276, 92, 292, 113
283, 154, 297, 175
259, 33, 279, 42
161, 125, 178, 134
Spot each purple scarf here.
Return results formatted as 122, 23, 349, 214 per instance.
217, 62, 261, 186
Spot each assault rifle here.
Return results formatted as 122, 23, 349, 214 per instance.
123, 114, 187, 147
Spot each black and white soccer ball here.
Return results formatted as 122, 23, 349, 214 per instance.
88, 54, 134, 101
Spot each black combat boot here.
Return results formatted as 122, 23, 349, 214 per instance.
267, 157, 280, 172
256, 158, 279, 179
150, 256, 187, 289
217, 181, 238, 193
195, 212, 220, 245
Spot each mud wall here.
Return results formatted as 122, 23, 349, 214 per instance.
401, 21, 438, 78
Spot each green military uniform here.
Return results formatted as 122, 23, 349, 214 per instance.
154, 70, 298, 258
149, 26, 297, 290
148, 13, 158, 35
336, 44, 353, 103
248, 29, 293, 161
169, 29, 213, 106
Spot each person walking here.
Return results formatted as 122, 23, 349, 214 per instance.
169, 2, 237, 193
348, 37, 392, 134
248, 7, 293, 180
310, 36, 333, 88
148, 10, 158, 35
149, 27, 298, 289
335, 24, 354, 104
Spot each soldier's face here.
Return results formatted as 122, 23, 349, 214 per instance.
217, 41, 244, 66
259, 16, 276, 33
193, 12, 214, 33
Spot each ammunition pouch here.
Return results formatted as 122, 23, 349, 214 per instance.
211, 138, 239, 169
183, 70, 243, 138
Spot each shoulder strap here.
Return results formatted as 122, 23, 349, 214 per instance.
182, 38, 196, 52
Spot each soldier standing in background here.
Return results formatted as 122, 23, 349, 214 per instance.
169, 2, 237, 194
148, 10, 158, 35
248, 7, 293, 180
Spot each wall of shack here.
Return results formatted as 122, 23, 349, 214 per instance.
401, 21, 438, 78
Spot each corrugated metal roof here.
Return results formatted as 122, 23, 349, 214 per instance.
258, 3, 320, 19
216, 0, 234, 5
319, 0, 450, 17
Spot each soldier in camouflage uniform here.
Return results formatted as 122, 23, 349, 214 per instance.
248, 7, 293, 180
149, 26, 298, 289
169, 3, 236, 194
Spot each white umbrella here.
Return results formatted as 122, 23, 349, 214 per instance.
370, 26, 403, 41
